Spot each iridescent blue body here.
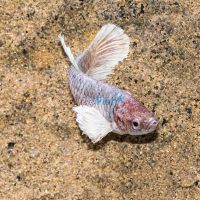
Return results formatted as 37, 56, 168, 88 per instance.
69, 66, 128, 121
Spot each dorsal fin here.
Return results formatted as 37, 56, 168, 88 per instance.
76, 24, 130, 80
59, 33, 80, 71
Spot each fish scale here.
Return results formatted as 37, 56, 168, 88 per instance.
69, 66, 122, 121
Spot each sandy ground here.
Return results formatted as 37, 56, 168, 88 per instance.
0, 0, 199, 199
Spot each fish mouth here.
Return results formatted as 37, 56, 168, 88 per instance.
147, 117, 159, 130
127, 118, 158, 136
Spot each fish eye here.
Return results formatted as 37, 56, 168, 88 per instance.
132, 121, 139, 128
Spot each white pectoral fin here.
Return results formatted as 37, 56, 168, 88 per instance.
73, 106, 113, 143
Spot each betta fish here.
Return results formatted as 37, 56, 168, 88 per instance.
59, 24, 158, 143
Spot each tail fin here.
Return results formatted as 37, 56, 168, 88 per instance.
76, 24, 130, 80
59, 33, 79, 70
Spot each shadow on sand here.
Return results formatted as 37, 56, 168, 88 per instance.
85, 130, 159, 151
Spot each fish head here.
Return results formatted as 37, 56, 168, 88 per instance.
113, 97, 158, 135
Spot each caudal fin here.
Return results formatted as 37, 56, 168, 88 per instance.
76, 24, 130, 80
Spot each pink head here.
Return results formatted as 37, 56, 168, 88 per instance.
113, 96, 158, 135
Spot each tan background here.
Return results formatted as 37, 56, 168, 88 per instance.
0, 0, 199, 199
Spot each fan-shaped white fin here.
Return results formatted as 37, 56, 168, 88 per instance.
73, 105, 113, 143
76, 24, 130, 80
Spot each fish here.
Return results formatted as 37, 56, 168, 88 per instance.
59, 24, 158, 143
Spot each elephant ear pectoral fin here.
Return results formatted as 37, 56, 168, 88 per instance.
73, 105, 113, 143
